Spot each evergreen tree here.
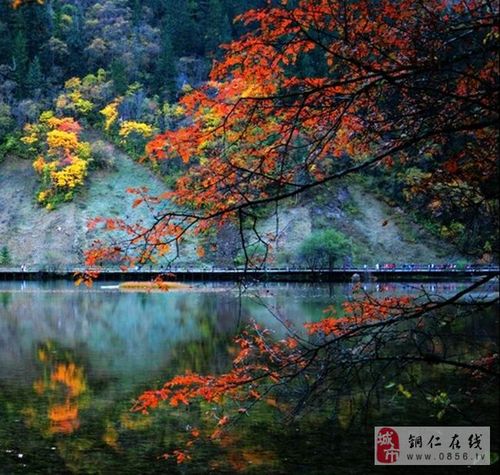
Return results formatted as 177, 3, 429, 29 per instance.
0, 246, 11, 266
154, 27, 177, 99
203, 0, 232, 56
57, 3, 85, 76
164, 0, 200, 56
0, 2, 13, 66
21, 1, 52, 66
111, 59, 129, 95
12, 30, 29, 97
27, 56, 44, 95
131, 0, 142, 27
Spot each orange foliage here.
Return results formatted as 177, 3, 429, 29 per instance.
50, 363, 87, 397
305, 297, 413, 336
133, 295, 422, 462
31, 346, 88, 437
48, 402, 80, 435
93, 0, 497, 268
147, 0, 497, 216
12, 0, 43, 7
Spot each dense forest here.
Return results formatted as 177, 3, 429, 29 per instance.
1, 1, 498, 271
0, 0, 497, 267
0, 0, 261, 99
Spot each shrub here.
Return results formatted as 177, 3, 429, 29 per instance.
23, 112, 92, 209
299, 229, 352, 270
0, 246, 11, 266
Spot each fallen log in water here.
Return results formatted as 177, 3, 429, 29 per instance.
119, 281, 190, 292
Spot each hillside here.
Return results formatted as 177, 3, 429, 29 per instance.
0, 137, 460, 269
0, 137, 168, 268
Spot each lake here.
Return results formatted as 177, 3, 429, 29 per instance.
0, 280, 497, 474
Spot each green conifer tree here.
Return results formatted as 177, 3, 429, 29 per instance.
27, 56, 43, 95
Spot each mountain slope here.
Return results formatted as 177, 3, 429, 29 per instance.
0, 137, 167, 267
0, 138, 460, 268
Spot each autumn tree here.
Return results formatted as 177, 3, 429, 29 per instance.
23, 112, 92, 209
86, 0, 498, 270
85, 4, 500, 460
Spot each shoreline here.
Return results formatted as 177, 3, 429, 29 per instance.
0, 268, 498, 283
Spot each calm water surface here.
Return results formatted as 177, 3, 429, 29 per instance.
0, 280, 496, 474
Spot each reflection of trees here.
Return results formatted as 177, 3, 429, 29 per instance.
134, 279, 498, 469
27, 342, 88, 436
168, 294, 239, 375
0, 291, 12, 309
0, 285, 342, 382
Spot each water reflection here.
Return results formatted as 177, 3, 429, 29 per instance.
0, 280, 496, 474
30, 343, 87, 435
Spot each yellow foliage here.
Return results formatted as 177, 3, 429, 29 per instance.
21, 133, 38, 145
100, 98, 122, 131
50, 158, 88, 189
39, 110, 55, 123
64, 77, 82, 90
45, 116, 65, 128
163, 102, 185, 118
47, 129, 79, 150
69, 91, 94, 115
27, 112, 92, 207
118, 120, 154, 138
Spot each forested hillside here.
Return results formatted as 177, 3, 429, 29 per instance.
0, 0, 497, 269
0, 0, 257, 99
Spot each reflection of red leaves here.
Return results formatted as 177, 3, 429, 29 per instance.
161, 450, 191, 464
74, 271, 98, 288
133, 294, 419, 465
285, 337, 298, 349
218, 415, 230, 426
443, 159, 458, 174
174, 450, 189, 464
210, 429, 222, 440
249, 389, 260, 399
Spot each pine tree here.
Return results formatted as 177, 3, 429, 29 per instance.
154, 27, 177, 99
203, 0, 232, 56
111, 59, 128, 96
164, 0, 199, 56
27, 56, 43, 95
0, 2, 13, 65
12, 30, 29, 97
